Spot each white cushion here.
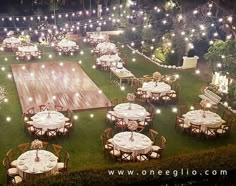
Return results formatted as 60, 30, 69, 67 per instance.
11, 160, 17, 167
179, 123, 190, 129
110, 150, 121, 157
105, 144, 113, 150
65, 117, 70, 121
121, 154, 132, 161
65, 122, 73, 128
8, 168, 18, 176
57, 162, 64, 170
150, 152, 160, 159
12, 176, 22, 184
107, 138, 113, 144
136, 155, 148, 161
204, 130, 215, 136
58, 127, 68, 134
152, 145, 161, 152
216, 128, 226, 134
139, 121, 148, 126
28, 126, 35, 132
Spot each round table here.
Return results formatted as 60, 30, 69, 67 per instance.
183, 110, 225, 131
18, 45, 39, 55
57, 39, 77, 50
113, 103, 148, 122
31, 111, 66, 131
113, 131, 152, 157
96, 54, 121, 67
16, 150, 58, 178
95, 42, 118, 54
141, 81, 171, 96
3, 37, 21, 48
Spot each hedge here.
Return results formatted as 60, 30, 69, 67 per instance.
20, 144, 236, 186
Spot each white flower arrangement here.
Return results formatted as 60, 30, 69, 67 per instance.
127, 120, 138, 131
31, 139, 43, 149
0, 85, 7, 105
153, 71, 162, 81
127, 93, 136, 102
46, 101, 55, 111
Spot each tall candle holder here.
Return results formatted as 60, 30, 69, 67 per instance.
200, 99, 211, 118
127, 93, 136, 110
127, 121, 138, 141
31, 139, 43, 162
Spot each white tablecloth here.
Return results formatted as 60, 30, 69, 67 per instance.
97, 54, 121, 64
113, 103, 148, 122
31, 111, 66, 130
141, 81, 171, 96
3, 37, 21, 47
58, 39, 77, 50
113, 132, 152, 157
183, 110, 225, 131
16, 150, 58, 177
95, 42, 117, 54
89, 33, 109, 42
18, 45, 39, 55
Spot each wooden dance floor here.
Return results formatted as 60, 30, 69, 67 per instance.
11, 62, 110, 113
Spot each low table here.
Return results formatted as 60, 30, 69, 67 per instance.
110, 67, 135, 85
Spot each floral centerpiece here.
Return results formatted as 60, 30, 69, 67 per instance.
153, 71, 162, 86
127, 120, 138, 141
127, 93, 136, 110
200, 99, 211, 118
31, 139, 43, 162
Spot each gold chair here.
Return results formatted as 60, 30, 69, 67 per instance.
57, 151, 70, 173
18, 143, 30, 154
149, 129, 158, 144
152, 136, 167, 157
6, 149, 17, 167
39, 104, 47, 112
189, 123, 202, 137
119, 150, 133, 162
46, 128, 58, 139
51, 144, 63, 159
42, 141, 49, 150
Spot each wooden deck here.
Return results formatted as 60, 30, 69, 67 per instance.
11, 62, 110, 113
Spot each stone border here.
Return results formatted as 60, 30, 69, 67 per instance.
127, 45, 183, 70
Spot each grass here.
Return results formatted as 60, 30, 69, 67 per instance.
0, 39, 235, 184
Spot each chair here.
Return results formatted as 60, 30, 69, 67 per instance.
119, 150, 133, 162
149, 129, 158, 144
152, 136, 166, 157
58, 126, 69, 136
39, 104, 47, 111
175, 115, 190, 132
189, 123, 202, 137
11, 175, 23, 185
222, 110, 233, 123
18, 143, 30, 154
46, 128, 58, 139
135, 125, 145, 133
51, 144, 63, 159
26, 107, 35, 115
136, 151, 151, 162
216, 118, 234, 136
204, 126, 217, 139
115, 116, 127, 132
42, 141, 49, 150
104, 128, 113, 144
34, 127, 46, 138
2, 158, 19, 183
105, 111, 117, 125
57, 151, 70, 172
109, 146, 121, 160
140, 90, 150, 102
160, 94, 171, 105
149, 151, 161, 159
100, 134, 113, 156
150, 92, 161, 104
6, 149, 17, 167
24, 122, 35, 135
55, 105, 64, 111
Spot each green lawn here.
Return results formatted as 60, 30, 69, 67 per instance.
0, 40, 235, 184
